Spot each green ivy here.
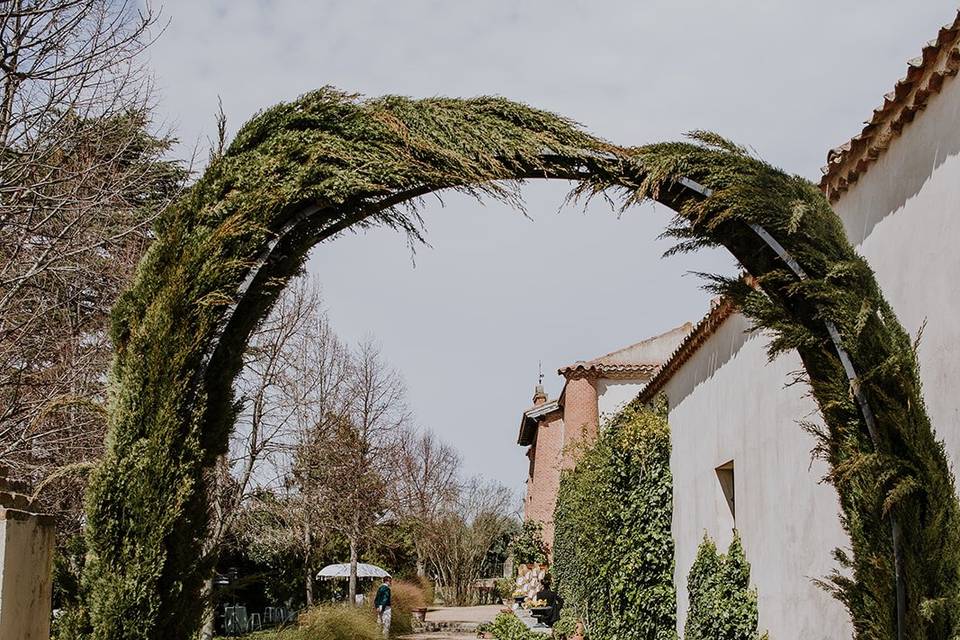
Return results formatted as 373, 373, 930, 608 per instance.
553, 397, 676, 640
684, 533, 762, 640
551, 607, 580, 640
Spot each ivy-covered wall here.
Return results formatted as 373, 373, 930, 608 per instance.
511, 520, 550, 571
553, 397, 676, 640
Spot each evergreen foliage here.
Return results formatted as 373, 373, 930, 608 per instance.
586, 135, 960, 639
81, 89, 960, 639
553, 398, 676, 640
684, 533, 761, 640
511, 520, 550, 570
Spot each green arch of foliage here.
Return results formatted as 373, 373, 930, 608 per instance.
79, 88, 960, 639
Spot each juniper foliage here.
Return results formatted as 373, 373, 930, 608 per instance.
79, 89, 960, 639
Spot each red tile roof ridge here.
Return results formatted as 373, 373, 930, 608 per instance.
821, 10, 960, 200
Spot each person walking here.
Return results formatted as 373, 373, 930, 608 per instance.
374, 576, 392, 637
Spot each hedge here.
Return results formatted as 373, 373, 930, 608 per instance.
553, 397, 676, 640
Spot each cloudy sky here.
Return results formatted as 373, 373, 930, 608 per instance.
148, 1, 958, 492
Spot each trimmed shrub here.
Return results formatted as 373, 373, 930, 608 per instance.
684, 533, 761, 640
490, 612, 540, 640
553, 397, 675, 640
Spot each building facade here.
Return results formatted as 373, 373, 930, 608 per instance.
518, 324, 691, 550
637, 12, 960, 638
516, 9, 960, 638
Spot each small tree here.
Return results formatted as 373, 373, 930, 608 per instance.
684, 532, 762, 640
390, 428, 461, 576
297, 339, 408, 604
511, 520, 549, 571
423, 478, 515, 605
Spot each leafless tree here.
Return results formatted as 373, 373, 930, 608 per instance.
390, 427, 461, 577
208, 277, 340, 550
0, 0, 184, 528
296, 338, 409, 605
200, 275, 353, 640
422, 478, 515, 606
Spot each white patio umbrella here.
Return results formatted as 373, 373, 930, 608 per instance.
317, 563, 391, 580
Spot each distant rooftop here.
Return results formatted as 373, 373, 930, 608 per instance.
558, 322, 694, 379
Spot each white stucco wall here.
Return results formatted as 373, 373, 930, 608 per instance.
666, 56, 960, 639
596, 378, 647, 424
664, 313, 851, 639
833, 67, 960, 481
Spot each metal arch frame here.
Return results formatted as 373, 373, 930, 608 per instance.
200, 162, 906, 639
679, 176, 906, 640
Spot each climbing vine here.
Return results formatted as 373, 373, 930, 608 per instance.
553, 397, 676, 640
684, 533, 762, 640
78, 89, 960, 639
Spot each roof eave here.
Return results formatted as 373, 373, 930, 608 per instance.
820, 11, 960, 201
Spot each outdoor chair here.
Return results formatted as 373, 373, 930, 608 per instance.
249, 613, 262, 631
223, 605, 249, 635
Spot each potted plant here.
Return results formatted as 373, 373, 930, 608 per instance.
495, 578, 514, 606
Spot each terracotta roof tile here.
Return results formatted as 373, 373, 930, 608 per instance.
637, 298, 736, 403
821, 11, 960, 200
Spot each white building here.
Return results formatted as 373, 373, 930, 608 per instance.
637, 12, 960, 639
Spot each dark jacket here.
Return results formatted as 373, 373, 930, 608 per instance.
374, 583, 392, 609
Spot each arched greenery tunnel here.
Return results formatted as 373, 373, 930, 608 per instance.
77, 89, 960, 640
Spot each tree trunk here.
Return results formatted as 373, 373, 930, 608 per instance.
304, 521, 314, 607
416, 546, 426, 578
349, 536, 359, 606
200, 577, 215, 640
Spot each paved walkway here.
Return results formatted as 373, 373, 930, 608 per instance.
424, 604, 503, 624
400, 604, 504, 638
